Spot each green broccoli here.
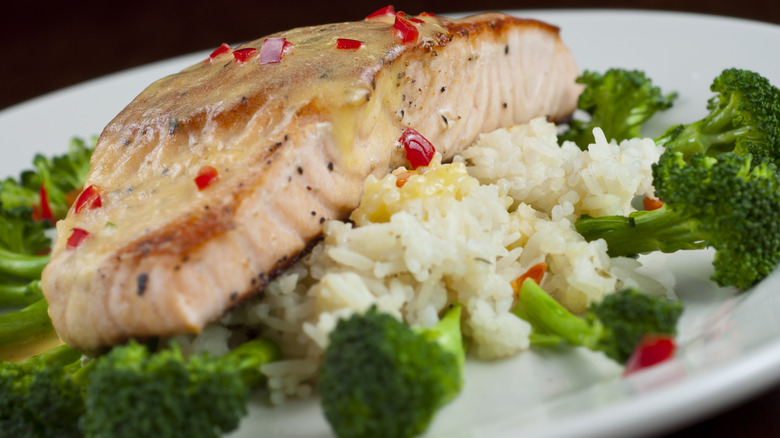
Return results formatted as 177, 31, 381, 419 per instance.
655, 68, 780, 166
0, 137, 94, 308
1, 293, 281, 438
0, 209, 51, 307
1, 336, 281, 438
0, 137, 94, 220
513, 279, 683, 364
0, 299, 59, 362
81, 338, 280, 438
560, 68, 677, 148
576, 151, 780, 290
319, 304, 465, 438
0, 344, 85, 438
0, 279, 44, 307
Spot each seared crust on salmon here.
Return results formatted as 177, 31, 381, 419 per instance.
42, 12, 582, 351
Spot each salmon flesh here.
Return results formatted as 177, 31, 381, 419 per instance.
42, 12, 582, 351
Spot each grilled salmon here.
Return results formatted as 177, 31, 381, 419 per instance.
42, 11, 582, 351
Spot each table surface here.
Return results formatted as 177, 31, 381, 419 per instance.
2, 1, 779, 437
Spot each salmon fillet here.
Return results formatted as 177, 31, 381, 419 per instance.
42, 11, 582, 351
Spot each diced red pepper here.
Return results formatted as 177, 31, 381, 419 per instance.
336, 38, 364, 50
365, 5, 396, 20
511, 262, 548, 293
409, 17, 424, 24
259, 38, 293, 65
194, 165, 219, 190
74, 185, 103, 214
643, 196, 665, 211
399, 128, 435, 169
399, 128, 435, 168
419, 12, 437, 17
66, 228, 90, 250
393, 12, 419, 44
232, 47, 257, 63
208, 43, 232, 60
624, 334, 677, 376
395, 169, 421, 188
31, 183, 56, 225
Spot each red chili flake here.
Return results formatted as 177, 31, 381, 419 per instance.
336, 38, 364, 50
395, 169, 421, 188
233, 47, 257, 63
623, 334, 677, 376
393, 12, 419, 44
409, 17, 424, 24
259, 38, 293, 65
66, 228, 90, 250
365, 5, 396, 20
194, 165, 219, 190
419, 12, 437, 17
642, 196, 665, 211
74, 185, 103, 214
399, 128, 435, 169
208, 43, 232, 60
31, 183, 56, 225
511, 262, 548, 293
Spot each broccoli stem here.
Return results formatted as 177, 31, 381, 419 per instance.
0, 280, 43, 307
655, 120, 746, 158
575, 204, 709, 257
0, 247, 50, 280
0, 299, 61, 362
28, 343, 83, 367
416, 303, 465, 372
513, 278, 600, 348
225, 337, 282, 387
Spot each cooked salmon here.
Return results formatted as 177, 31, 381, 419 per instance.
42, 11, 582, 351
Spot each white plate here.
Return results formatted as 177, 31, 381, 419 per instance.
2, 9, 779, 438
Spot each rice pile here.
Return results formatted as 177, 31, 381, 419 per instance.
180, 117, 666, 405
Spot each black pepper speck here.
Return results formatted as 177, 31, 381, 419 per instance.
137, 273, 149, 296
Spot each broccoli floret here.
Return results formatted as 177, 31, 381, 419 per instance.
0, 137, 94, 220
513, 280, 683, 364
81, 338, 280, 438
655, 68, 780, 166
560, 68, 677, 148
319, 304, 465, 438
0, 298, 281, 438
576, 151, 780, 290
0, 344, 84, 438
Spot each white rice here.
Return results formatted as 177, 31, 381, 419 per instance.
195, 117, 667, 404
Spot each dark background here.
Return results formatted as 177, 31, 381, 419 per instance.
1, 0, 779, 110
2, 1, 779, 437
